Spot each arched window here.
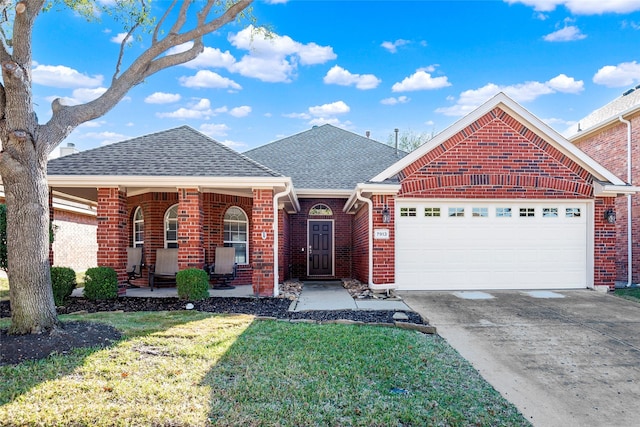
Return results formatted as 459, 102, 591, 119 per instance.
224, 206, 248, 264
164, 204, 178, 248
309, 203, 333, 216
132, 206, 144, 248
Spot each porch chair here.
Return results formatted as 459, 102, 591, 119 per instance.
149, 248, 178, 291
206, 246, 237, 290
126, 247, 144, 287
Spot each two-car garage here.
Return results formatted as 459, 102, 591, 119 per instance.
395, 201, 590, 290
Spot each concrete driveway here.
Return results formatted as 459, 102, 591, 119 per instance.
399, 290, 640, 427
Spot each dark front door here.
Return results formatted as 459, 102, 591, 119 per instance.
308, 220, 333, 276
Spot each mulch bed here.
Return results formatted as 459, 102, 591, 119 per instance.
0, 296, 426, 366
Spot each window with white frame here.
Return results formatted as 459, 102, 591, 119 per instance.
424, 207, 441, 217
543, 208, 558, 218
224, 206, 248, 264
472, 207, 488, 217
400, 207, 417, 217
309, 204, 333, 216
519, 208, 535, 217
448, 207, 465, 217
496, 207, 512, 217
164, 204, 178, 248
133, 206, 144, 248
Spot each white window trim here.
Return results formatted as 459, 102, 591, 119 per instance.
133, 206, 144, 248
164, 204, 178, 248
224, 206, 249, 264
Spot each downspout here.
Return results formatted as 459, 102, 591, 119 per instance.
272, 182, 292, 297
619, 116, 633, 287
355, 189, 397, 292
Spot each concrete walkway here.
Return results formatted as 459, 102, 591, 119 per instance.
400, 290, 640, 427
291, 281, 411, 312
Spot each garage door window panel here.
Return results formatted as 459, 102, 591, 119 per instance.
543, 208, 558, 218
519, 208, 535, 217
496, 207, 512, 218
400, 207, 417, 217
566, 208, 581, 217
472, 207, 488, 217
424, 207, 440, 217
448, 207, 465, 217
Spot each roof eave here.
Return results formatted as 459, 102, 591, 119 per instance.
593, 181, 640, 197
46, 175, 290, 189
343, 182, 402, 213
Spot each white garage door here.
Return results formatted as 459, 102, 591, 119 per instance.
396, 201, 589, 290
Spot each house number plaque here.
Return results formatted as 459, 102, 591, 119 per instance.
374, 229, 389, 240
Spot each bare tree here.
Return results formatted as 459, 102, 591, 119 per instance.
0, 0, 254, 335
387, 128, 435, 152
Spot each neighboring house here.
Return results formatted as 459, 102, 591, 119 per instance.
46, 93, 637, 295
0, 188, 97, 272
565, 89, 640, 286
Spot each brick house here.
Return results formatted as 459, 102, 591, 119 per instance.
47, 93, 637, 295
565, 89, 640, 286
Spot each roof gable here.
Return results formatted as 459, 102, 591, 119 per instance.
48, 126, 281, 178
372, 92, 627, 187
244, 124, 406, 190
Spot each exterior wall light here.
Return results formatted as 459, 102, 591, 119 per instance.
605, 208, 616, 224
381, 205, 391, 223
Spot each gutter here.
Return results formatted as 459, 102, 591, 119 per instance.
619, 116, 634, 287
355, 188, 397, 292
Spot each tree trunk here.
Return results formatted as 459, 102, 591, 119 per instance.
3, 135, 58, 334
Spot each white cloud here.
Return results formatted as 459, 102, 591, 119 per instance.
178, 70, 242, 90
156, 108, 211, 120
144, 92, 181, 104
381, 39, 410, 53
265, 0, 289, 4
228, 25, 336, 83
32, 64, 103, 88
283, 112, 311, 120
392, 69, 451, 92
621, 20, 640, 30
380, 96, 410, 105
49, 87, 108, 106
436, 74, 583, 116
543, 117, 576, 127
593, 61, 640, 87
80, 131, 129, 146
229, 106, 252, 118
199, 123, 231, 138
79, 120, 107, 128
308, 117, 353, 128
308, 101, 350, 116
110, 32, 128, 44
504, 0, 640, 14
323, 65, 381, 90
543, 25, 586, 41
168, 42, 237, 70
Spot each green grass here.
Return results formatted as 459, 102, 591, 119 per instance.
0, 312, 529, 426
614, 287, 640, 303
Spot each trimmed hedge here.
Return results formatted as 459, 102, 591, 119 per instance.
83, 267, 118, 300
51, 266, 76, 306
176, 268, 210, 301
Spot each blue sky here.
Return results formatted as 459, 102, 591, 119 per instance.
32, 0, 640, 156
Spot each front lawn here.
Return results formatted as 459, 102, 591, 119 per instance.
614, 287, 640, 303
0, 312, 529, 426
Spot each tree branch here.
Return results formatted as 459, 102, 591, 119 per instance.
153, 0, 178, 44
112, 22, 140, 84
41, 0, 253, 154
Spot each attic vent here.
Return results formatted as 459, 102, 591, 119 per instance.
623, 88, 635, 96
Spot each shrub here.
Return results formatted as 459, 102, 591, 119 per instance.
83, 267, 118, 300
50, 266, 76, 306
176, 268, 210, 301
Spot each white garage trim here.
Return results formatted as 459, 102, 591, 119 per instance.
395, 199, 594, 291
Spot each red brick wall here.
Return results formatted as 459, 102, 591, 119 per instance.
573, 111, 640, 283
399, 107, 593, 199
251, 189, 274, 296
97, 188, 128, 293
594, 197, 617, 288
371, 195, 395, 285
177, 188, 204, 270
288, 198, 352, 280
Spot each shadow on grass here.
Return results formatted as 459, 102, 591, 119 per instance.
0, 310, 211, 407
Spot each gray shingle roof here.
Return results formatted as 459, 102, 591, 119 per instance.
564, 88, 640, 138
48, 126, 281, 178
244, 124, 407, 190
